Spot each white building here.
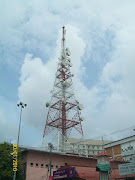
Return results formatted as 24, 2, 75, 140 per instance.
66, 138, 111, 157
104, 135, 135, 162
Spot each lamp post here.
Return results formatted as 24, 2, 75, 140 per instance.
48, 143, 53, 177
13, 102, 27, 180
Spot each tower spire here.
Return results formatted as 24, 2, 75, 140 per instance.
43, 27, 84, 152
62, 26, 66, 50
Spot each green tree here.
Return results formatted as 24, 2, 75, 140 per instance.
0, 142, 25, 180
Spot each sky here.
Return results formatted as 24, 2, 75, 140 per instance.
0, 0, 135, 147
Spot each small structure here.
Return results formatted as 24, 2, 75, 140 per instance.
96, 152, 111, 180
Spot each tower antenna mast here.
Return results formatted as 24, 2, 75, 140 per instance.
43, 27, 84, 152
62, 26, 66, 51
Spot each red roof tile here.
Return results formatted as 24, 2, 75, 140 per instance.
96, 152, 109, 157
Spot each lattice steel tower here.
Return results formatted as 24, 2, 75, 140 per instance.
43, 27, 84, 152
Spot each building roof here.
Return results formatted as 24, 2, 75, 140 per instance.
68, 138, 111, 145
19, 145, 96, 159
104, 135, 135, 148
96, 164, 111, 172
96, 152, 109, 157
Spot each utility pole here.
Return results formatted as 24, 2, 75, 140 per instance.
48, 143, 53, 176
13, 102, 27, 180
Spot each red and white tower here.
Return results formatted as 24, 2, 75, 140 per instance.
43, 27, 84, 152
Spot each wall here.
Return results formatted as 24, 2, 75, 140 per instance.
105, 140, 135, 162
23, 150, 98, 180
121, 140, 135, 161
106, 145, 122, 161
71, 143, 104, 156
22, 150, 135, 180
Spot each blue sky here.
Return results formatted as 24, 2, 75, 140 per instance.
0, 0, 135, 147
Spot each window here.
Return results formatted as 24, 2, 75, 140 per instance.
51, 165, 53, 168
30, 163, 33, 167
99, 146, 102, 150
36, 163, 38, 167
41, 164, 44, 168
56, 165, 58, 168
46, 164, 48, 168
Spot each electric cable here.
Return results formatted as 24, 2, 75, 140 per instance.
74, 125, 135, 144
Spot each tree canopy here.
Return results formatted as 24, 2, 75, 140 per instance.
0, 142, 24, 180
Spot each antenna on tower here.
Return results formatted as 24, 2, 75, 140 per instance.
43, 27, 84, 153
62, 26, 66, 50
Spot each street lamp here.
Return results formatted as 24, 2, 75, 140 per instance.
48, 143, 53, 177
13, 102, 27, 180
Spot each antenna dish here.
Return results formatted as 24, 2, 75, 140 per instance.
66, 50, 71, 56
62, 53, 66, 59
61, 61, 66, 66
57, 96, 62, 99
46, 102, 50, 107
78, 104, 83, 110
63, 81, 69, 87
62, 98, 66, 104
81, 117, 85, 121
59, 78, 63, 82
69, 62, 72, 67
75, 100, 79, 104
66, 48, 71, 56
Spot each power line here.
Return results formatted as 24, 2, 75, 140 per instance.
91, 125, 135, 139
75, 125, 135, 144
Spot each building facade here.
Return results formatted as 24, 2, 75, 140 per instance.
67, 138, 111, 157
22, 148, 99, 180
104, 135, 135, 162
21, 147, 132, 180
